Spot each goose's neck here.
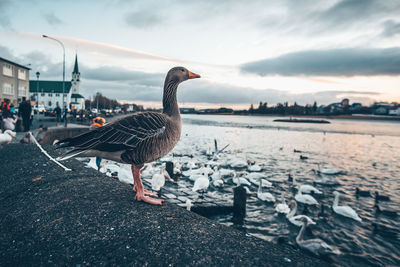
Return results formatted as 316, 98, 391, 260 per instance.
163, 79, 180, 117
333, 193, 339, 207
287, 202, 297, 218
296, 222, 307, 243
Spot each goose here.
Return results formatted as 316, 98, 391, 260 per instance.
375, 191, 390, 202
317, 163, 339, 175
332, 191, 362, 222
296, 218, 340, 256
55, 67, 200, 205
355, 187, 371, 197
257, 179, 275, 202
374, 204, 398, 218
275, 194, 290, 214
295, 188, 319, 205
192, 175, 209, 192
0, 130, 16, 145
292, 175, 322, 195
287, 200, 316, 227
312, 170, 340, 186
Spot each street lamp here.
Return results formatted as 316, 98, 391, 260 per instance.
42, 34, 66, 114
36, 71, 40, 108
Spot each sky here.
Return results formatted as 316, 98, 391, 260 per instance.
1, 0, 400, 108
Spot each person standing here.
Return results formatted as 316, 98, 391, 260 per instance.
1, 99, 11, 131
54, 103, 61, 127
90, 117, 106, 170
62, 105, 68, 127
18, 97, 32, 132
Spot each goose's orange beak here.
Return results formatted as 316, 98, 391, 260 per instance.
188, 71, 200, 79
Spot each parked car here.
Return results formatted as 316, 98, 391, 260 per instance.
44, 108, 56, 117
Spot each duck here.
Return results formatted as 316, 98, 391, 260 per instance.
296, 218, 340, 256
317, 163, 339, 175
292, 175, 322, 195
0, 130, 16, 145
287, 200, 316, 227
55, 67, 200, 205
355, 187, 371, 197
299, 155, 308, 160
375, 191, 390, 202
374, 204, 398, 218
295, 188, 319, 205
332, 191, 362, 222
257, 179, 275, 202
192, 175, 210, 192
275, 194, 290, 214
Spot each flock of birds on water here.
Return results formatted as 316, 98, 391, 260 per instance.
81, 142, 397, 259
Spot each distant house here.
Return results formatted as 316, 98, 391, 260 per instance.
389, 106, 400, 116
29, 54, 85, 110
0, 57, 30, 106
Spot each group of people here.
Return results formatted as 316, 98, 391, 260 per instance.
0, 97, 32, 132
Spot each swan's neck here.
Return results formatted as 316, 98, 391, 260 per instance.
296, 222, 307, 243
292, 176, 297, 186
258, 181, 262, 193
162, 78, 180, 117
287, 202, 297, 218
333, 193, 339, 207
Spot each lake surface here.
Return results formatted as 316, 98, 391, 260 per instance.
173, 114, 400, 266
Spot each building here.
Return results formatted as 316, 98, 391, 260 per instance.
0, 57, 30, 105
29, 54, 85, 110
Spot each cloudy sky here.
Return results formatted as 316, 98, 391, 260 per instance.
1, 0, 399, 108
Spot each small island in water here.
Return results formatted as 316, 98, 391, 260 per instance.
273, 118, 331, 124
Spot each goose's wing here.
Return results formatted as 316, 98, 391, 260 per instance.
57, 112, 167, 152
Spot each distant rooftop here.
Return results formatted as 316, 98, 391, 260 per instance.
29, 80, 72, 93
0, 57, 31, 70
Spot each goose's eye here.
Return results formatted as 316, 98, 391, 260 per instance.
181, 69, 185, 72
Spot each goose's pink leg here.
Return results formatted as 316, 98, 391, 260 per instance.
131, 165, 163, 205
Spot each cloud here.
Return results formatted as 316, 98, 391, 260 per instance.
124, 10, 163, 28
0, 0, 12, 28
44, 13, 63, 26
241, 47, 400, 77
381, 20, 400, 37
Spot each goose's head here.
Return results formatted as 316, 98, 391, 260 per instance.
166, 67, 200, 84
4, 130, 16, 138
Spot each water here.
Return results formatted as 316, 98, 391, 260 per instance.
172, 114, 400, 266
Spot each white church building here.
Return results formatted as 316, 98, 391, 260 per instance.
30, 54, 85, 110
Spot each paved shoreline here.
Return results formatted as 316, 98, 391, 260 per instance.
0, 143, 327, 266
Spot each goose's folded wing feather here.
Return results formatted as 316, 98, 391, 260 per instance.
57, 112, 167, 151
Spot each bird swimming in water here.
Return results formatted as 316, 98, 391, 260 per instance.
55, 67, 200, 205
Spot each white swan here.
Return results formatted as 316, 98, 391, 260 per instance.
233, 176, 251, 186
296, 217, 341, 256
295, 188, 319, 205
212, 179, 224, 188
332, 191, 362, 222
118, 164, 133, 184
275, 194, 290, 214
219, 168, 236, 178
287, 200, 316, 227
0, 130, 16, 145
317, 163, 339, 175
257, 179, 275, 202
192, 175, 209, 192
228, 157, 247, 168
312, 170, 340, 185
248, 164, 262, 172
293, 175, 322, 194
151, 167, 170, 191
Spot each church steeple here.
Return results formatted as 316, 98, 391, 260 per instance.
73, 54, 79, 75
71, 53, 81, 94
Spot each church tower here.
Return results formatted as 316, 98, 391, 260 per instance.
71, 54, 80, 94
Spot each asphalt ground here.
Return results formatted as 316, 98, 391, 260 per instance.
0, 143, 328, 266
